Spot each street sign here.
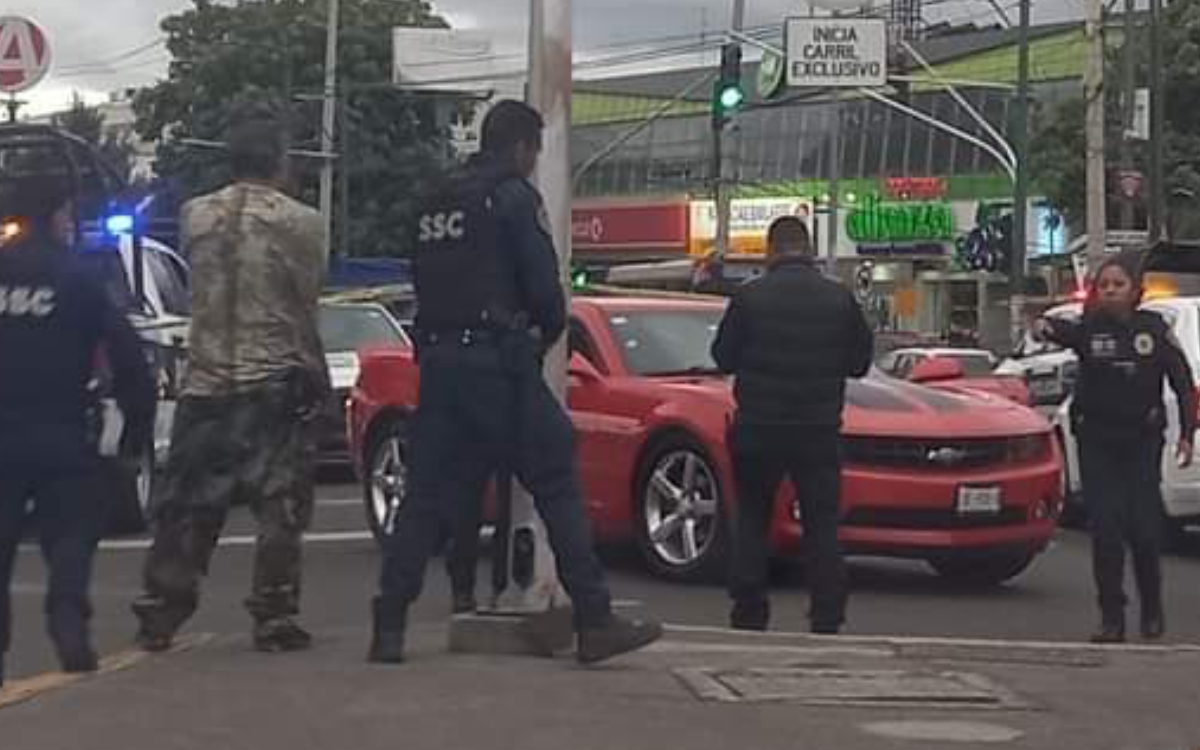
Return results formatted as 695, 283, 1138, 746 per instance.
785, 18, 887, 89
0, 16, 50, 95
757, 48, 786, 100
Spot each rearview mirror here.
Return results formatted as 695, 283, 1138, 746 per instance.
909, 357, 965, 384
568, 352, 602, 382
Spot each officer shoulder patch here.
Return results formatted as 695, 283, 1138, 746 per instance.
1134, 331, 1156, 356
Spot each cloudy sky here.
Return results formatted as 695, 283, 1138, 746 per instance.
12, 0, 1084, 115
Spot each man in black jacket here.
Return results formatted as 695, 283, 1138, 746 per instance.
711, 216, 873, 634
0, 178, 155, 685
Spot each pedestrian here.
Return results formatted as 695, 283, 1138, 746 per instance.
369, 100, 662, 665
131, 100, 330, 654
711, 215, 873, 635
0, 178, 155, 686
1035, 251, 1195, 643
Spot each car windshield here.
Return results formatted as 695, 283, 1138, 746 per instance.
319, 305, 404, 353
607, 308, 725, 376
952, 354, 996, 377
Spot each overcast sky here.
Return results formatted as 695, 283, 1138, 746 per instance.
12, 0, 1085, 115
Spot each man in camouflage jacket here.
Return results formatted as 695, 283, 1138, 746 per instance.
132, 101, 330, 653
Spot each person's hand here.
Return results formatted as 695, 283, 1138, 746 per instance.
1031, 318, 1053, 342
1176, 439, 1194, 469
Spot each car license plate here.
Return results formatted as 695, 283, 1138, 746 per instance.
957, 486, 1002, 515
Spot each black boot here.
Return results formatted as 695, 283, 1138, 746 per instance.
368, 597, 407, 664
131, 594, 195, 653
729, 600, 769, 632
253, 617, 313, 653
1090, 615, 1126, 644
1141, 609, 1166, 641
48, 612, 99, 674
577, 614, 663, 665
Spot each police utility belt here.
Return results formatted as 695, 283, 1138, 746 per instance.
420, 327, 506, 347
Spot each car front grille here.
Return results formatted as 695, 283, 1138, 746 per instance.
843, 435, 1049, 471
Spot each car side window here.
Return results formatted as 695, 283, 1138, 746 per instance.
146, 249, 190, 317
569, 319, 605, 373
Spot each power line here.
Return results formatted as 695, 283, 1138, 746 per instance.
55, 37, 167, 73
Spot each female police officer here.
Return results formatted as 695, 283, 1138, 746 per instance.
1036, 251, 1195, 643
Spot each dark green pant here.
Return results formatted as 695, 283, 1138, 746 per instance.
140, 384, 316, 625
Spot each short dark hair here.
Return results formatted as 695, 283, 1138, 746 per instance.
480, 100, 544, 155
766, 215, 812, 257
225, 97, 287, 180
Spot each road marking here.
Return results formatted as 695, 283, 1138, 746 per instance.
0, 634, 213, 710
862, 720, 1024, 743
662, 624, 1200, 655
91, 531, 376, 552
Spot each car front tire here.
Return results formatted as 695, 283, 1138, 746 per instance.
363, 419, 408, 544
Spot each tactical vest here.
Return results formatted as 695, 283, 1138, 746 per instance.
413, 169, 511, 334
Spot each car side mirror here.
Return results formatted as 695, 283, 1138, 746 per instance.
568, 352, 602, 382
909, 357, 965, 384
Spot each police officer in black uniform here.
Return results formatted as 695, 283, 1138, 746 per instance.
0, 179, 155, 685
1036, 251, 1196, 643
369, 100, 662, 665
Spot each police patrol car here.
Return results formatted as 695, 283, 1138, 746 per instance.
0, 123, 190, 534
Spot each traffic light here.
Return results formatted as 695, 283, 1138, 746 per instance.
713, 43, 744, 128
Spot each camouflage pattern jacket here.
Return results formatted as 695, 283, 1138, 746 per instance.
181, 182, 330, 400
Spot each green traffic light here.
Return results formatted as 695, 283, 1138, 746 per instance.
719, 85, 745, 111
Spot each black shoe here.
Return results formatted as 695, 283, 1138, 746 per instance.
253, 618, 312, 653
367, 597, 407, 664
1090, 622, 1126, 644
1141, 612, 1166, 641
577, 615, 663, 665
131, 595, 193, 653
58, 646, 99, 674
452, 591, 478, 615
729, 600, 769, 632
810, 623, 841, 636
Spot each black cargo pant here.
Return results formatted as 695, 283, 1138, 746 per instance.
1078, 433, 1165, 625
0, 429, 102, 671
137, 382, 316, 628
378, 337, 612, 628
728, 421, 846, 631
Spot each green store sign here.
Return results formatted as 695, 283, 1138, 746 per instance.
846, 196, 957, 245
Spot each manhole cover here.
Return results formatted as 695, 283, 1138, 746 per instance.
674, 667, 1032, 710
895, 644, 1108, 668
862, 720, 1025, 743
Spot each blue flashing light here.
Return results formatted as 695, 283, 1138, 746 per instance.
105, 214, 135, 236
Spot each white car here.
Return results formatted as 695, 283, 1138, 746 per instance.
1053, 296, 1200, 537
995, 303, 1082, 408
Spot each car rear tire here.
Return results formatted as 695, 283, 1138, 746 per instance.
364, 419, 409, 544
634, 435, 728, 583
929, 551, 1036, 587
103, 447, 156, 537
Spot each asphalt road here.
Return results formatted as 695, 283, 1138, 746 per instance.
7, 477, 1200, 683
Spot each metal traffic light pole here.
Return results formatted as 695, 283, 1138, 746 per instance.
714, 0, 747, 260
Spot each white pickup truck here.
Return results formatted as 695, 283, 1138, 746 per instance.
1050, 296, 1200, 539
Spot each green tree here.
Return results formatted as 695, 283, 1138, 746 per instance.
52, 93, 137, 182
134, 0, 451, 257
1031, 0, 1200, 236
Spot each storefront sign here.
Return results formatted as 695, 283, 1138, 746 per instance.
571, 203, 690, 252
846, 195, 957, 246
883, 177, 946, 201
689, 197, 813, 255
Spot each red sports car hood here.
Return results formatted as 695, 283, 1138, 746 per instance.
656, 373, 1048, 439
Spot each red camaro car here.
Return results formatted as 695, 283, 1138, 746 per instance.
348, 295, 1063, 586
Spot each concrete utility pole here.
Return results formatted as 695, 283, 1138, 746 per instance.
714, 0, 747, 259
1119, 0, 1137, 231
1149, 0, 1166, 241
1084, 0, 1108, 272
1010, 0, 1031, 348
319, 0, 340, 258
512, 0, 572, 611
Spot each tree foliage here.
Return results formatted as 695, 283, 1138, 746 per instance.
52, 94, 137, 183
1031, 0, 1200, 235
134, 0, 452, 257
